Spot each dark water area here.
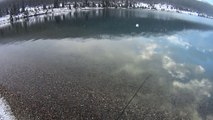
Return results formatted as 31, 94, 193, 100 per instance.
1, 9, 213, 40
0, 9, 213, 119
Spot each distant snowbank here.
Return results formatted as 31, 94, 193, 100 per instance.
0, 15, 10, 28
135, 3, 212, 19
0, 7, 74, 28
0, 7, 102, 28
0, 96, 16, 120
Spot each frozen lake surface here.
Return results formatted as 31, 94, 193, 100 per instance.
0, 9, 213, 119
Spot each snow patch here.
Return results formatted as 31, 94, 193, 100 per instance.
0, 15, 10, 28
135, 3, 150, 8
154, 4, 175, 12
0, 96, 16, 120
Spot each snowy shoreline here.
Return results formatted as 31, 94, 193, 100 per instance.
0, 2, 212, 29
0, 96, 16, 120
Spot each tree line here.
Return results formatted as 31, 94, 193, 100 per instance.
0, 0, 134, 17
1, 0, 213, 18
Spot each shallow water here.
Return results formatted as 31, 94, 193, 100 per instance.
0, 9, 213, 119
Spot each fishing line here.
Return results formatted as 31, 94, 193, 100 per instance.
115, 74, 151, 120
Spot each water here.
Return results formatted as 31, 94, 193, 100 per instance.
0, 9, 213, 119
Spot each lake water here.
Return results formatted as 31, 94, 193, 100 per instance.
0, 9, 213, 120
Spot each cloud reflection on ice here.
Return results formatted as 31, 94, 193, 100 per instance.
162, 55, 189, 79
0, 32, 213, 119
173, 79, 212, 98
139, 43, 158, 60
167, 36, 192, 49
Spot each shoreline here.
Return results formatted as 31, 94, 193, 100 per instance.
0, 3, 213, 29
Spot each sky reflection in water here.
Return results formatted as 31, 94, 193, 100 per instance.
0, 9, 213, 119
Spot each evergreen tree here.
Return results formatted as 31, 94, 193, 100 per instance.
10, 14, 13, 22
115, 4, 118, 8
10, 4, 19, 15
62, 1, 65, 8
98, 3, 101, 7
84, 0, 89, 7
92, 2, 96, 7
129, 1, 132, 8
124, 0, 129, 8
34, 8, 38, 16
102, 0, 106, 7
54, 0, 59, 8
68, 4, 72, 9
6, 8, 9, 15
21, 0, 25, 13
43, 4, 47, 10
0, 9, 2, 17
105, 0, 110, 7
74, 1, 78, 8
24, 9, 29, 18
